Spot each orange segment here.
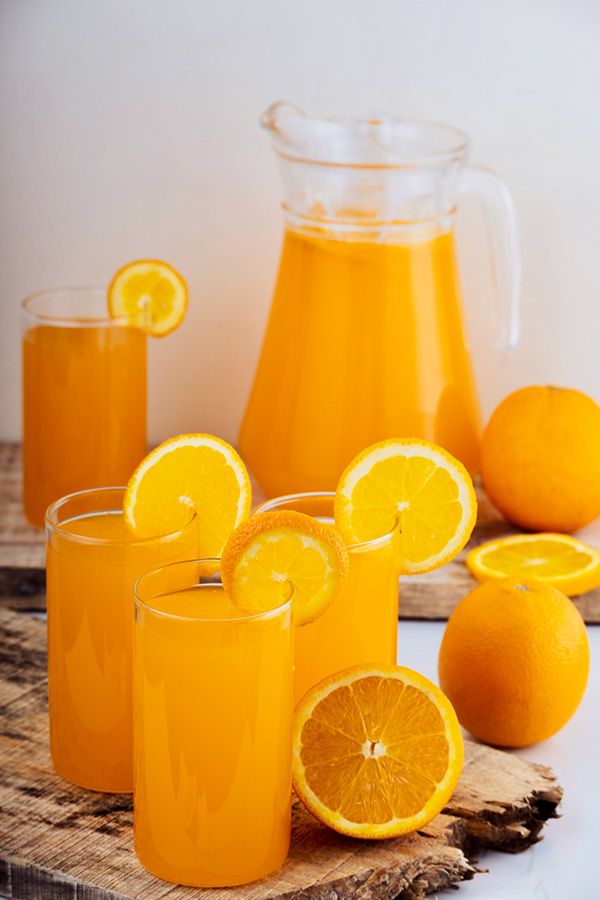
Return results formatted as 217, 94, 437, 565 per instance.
334, 438, 477, 574
221, 511, 349, 625
108, 259, 188, 336
124, 434, 251, 558
293, 665, 464, 839
466, 533, 600, 597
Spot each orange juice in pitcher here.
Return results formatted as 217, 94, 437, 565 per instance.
239, 104, 520, 496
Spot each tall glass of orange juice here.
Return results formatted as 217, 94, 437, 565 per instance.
45, 488, 197, 793
134, 561, 292, 886
255, 493, 399, 703
23, 288, 147, 528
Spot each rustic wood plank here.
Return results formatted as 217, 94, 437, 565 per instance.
0, 606, 562, 900
0, 443, 43, 544
2, 442, 599, 622
397, 497, 600, 621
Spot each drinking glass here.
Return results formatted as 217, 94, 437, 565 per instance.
133, 561, 293, 886
45, 487, 197, 793
255, 492, 399, 703
23, 288, 147, 528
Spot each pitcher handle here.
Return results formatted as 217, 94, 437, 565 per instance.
459, 166, 521, 351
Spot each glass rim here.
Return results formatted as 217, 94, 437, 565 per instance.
265, 114, 469, 170
134, 558, 293, 624
45, 486, 196, 546
282, 205, 457, 231
21, 286, 131, 328
253, 491, 397, 551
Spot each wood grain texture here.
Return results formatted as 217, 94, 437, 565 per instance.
1, 441, 600, 621
0, 606, 562, 900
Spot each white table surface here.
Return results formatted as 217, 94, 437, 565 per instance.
397, 619, 599, 899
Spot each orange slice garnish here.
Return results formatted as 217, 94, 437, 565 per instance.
221, 510, 349, 625
124, 434, 251, 557
108, 259, 187, 336
334, 438, 477, 574
293, 665, 464, 839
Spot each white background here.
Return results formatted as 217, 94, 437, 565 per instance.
1, 0, 599, 445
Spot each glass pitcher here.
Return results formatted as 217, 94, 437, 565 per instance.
239, 103, 520, 496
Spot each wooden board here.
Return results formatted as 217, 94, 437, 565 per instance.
0, 602, 562, 900
2, 441, 600, 622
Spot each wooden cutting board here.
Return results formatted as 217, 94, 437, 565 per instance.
2, 441, 600, 622
0, 600, 562, 900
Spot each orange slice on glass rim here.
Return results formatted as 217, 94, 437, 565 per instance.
124, 434, 251, 558
108, 259, 188, 336
293, 665, 464, 839
221, 510, 349, 625
334, 438, 477, 574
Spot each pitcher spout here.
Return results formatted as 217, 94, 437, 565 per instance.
261, 101, 305, 134
260, 101, 310, 159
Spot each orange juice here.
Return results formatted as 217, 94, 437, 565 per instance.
46, 489, 196, 793
134, 572, 292, 886
240, 227, 481, 496
22, 288, 147, 528
255, 493, 399, 703
294, 532, 399, 702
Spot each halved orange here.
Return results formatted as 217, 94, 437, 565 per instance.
467, 533, 600, 596
108, 259, 188, 336
293, 665, 464, 839
221, 510, 349, 625
334, 438, 477, 574
124, 434, 251, 557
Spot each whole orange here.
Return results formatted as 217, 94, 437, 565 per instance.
438, 576, 589, 747
481, 385, 600, 532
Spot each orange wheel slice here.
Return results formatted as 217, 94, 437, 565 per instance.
293, 665, 464, 839
466, 533, 600, 596
221, 510, 349, 625
108, 259, 188, 336
334, 438, 477, 574
124, 434, 251, 557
